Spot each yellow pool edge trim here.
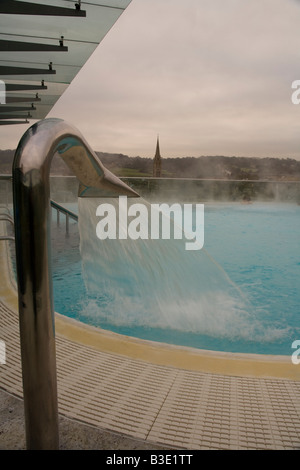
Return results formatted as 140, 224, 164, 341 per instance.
54, 313, 298, 380
1, 220, 298, 381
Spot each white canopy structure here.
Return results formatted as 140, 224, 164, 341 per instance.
0, 0, 132, 125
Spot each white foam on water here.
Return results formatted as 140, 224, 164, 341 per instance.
77, 198, 292, 343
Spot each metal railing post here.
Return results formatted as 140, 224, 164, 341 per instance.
66, 213, 69, 235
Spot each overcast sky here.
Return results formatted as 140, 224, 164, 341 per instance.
2, 0, 300, 159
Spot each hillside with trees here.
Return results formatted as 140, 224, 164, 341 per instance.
1, 149, 300, 181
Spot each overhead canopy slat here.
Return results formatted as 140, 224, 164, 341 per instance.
0, 120, 30, 124
0, 0, 132, 125
0, 105, 36, 112
5, 82, 48, 91
0, 38, 68, 52
0, 0, 86, 17
5, 95, 41, 102
0, 64, 57, 75
0, 114, 33, 119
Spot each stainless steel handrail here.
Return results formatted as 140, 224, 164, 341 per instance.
0, 215, 15, 241
50, 200, 78, 221
51, 200, 78, 235
0, 214, 14, 225
12, 118, 139, 450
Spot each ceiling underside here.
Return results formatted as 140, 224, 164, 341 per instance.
0, 0, 132, 125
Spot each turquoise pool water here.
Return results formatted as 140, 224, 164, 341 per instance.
52, 201, 300, 356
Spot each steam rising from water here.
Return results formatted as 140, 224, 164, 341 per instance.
77, 197, 286, 343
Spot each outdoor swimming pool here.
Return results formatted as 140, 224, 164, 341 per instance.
52, 201, 300, 356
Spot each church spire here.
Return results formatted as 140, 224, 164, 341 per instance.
153, 135, 162, 177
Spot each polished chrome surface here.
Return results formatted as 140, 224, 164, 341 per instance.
12, 118, 138, 450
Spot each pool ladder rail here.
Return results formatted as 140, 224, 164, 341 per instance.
51, 200, 78, 235
0, 203, 77, 240
0, 213, 15, 241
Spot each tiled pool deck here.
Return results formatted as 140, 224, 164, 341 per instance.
0, 220, 299, 450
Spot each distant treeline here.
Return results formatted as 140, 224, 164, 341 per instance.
97, 153, 300, 181
1, 148, 300, 181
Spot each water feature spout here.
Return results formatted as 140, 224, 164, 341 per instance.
12, 118, 139, 450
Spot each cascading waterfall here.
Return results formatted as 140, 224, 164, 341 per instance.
78, 197, 263, 342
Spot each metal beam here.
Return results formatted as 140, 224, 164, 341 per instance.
0, 105, 36, 112
0, 120, 28, 125
6, 96, 41, 103
5, 83, 47, 91
0, 0, 86, 17
0, 39, 68, 52
0, 113, 32, 119
0, 65, 56, 75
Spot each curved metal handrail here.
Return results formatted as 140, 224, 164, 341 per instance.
0, 214, 14, 225
0, 215, 15, 241
50, 200, 78, 222
12, 118, 139, 450
51, 200, 78, 235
